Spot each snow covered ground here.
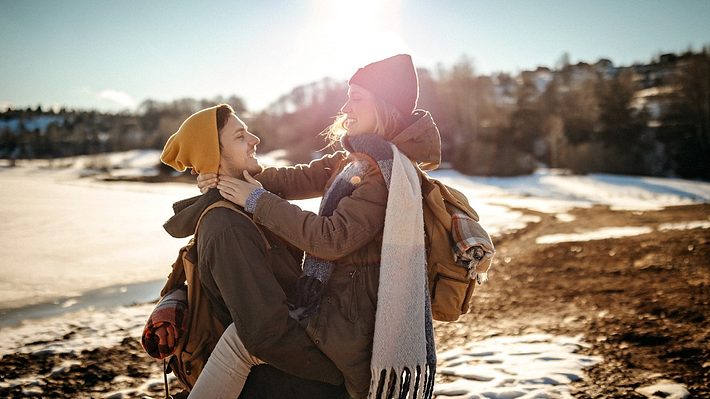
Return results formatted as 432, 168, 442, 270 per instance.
1, 150, 706, 397
0, 160, 195, 312
435, 334, 602, 399
535, 226, 655, 244
3, 150, 708, 315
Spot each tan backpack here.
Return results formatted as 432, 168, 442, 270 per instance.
159, 200, 270, 391
355, 151, 494, 323
420, 172, 494, 322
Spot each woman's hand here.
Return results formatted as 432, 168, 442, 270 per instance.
217, 171, 263, 207
197, 173, 218, 194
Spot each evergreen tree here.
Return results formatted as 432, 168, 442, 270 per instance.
659, 51, 710, 178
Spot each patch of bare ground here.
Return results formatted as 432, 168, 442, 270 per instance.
436, 204, 710, 398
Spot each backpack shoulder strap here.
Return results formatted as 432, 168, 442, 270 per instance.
160, 199, 272, 296
419, 170, 479, 223
160, 243, 190, 297
194, 200, 271, 250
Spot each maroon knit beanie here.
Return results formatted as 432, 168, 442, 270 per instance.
348, 54, 419, 117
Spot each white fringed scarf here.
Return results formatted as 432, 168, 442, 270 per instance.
369, 144, 434, 399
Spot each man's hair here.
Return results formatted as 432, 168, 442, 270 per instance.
216, 104, 235, 150
216, 104, 235, 133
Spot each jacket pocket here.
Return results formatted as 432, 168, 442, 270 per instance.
343, 269, 359, 324
332, 268, 374, 336
356, 268, 378, 336
171, 338, 211, 389
430, 265, 477, 322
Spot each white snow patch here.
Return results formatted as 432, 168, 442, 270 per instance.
635, 380, 690, 399
658, 220, 710, 231
0, 302, 176, 396
555, 213, 576, 223
536, 226, 654, 244
105, 149, 165, 176
103, 374, 179, 399
435, 333, 601, 398
0, 164, 196, 309
0, 304, 154, 356
0, 152, 316, 311
431, 169, 710, 213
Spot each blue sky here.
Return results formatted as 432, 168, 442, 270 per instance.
1, 0, 709, 112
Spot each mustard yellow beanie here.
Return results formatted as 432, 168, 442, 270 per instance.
160, 105, 221, 174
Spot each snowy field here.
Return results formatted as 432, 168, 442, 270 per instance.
1, 149, 707, 398
435, 334, 602, 399
3, 150, 708, 315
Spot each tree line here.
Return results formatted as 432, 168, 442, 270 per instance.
1, 50, 708, 179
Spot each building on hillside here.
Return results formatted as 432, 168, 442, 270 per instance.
629, 53, 690, 126
520, 67, 555, 96
491, 73, 517, 107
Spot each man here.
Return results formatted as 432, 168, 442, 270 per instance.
160, 104, 347, 398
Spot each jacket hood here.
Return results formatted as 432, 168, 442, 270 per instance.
388, 109, 441, 171
163, 189, 223, 238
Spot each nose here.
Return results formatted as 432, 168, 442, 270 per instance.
248, 132, 260, 145
340, 100, 351, 114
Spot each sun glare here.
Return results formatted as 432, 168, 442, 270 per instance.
301, 0, 410, 77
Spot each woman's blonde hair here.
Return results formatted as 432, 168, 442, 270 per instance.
323, 95, 405, 144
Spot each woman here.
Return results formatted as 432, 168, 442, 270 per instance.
197, 54, 440, 399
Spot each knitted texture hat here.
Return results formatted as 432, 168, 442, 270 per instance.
348, 54, 419, 117
160, 105, 221, 174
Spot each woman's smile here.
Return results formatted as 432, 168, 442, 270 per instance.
344, 117, 357, 129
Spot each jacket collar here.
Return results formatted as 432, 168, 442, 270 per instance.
342, 109, 441, 171
163, 189, 224, 238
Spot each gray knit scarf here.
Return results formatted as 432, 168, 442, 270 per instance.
293, 134, 436, 398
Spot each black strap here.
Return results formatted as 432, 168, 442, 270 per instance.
163, 358, 170, 399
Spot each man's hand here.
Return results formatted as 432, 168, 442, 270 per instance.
217, 171, 263, 207
197, 173, 218, 194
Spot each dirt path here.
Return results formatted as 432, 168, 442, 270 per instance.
1, 204, 708, 398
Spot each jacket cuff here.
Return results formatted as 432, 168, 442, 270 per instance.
244, 188, 267, 213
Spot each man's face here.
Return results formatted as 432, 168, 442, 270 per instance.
218, 113, 263, 178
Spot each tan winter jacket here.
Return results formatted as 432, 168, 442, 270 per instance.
253, 110, 442, 398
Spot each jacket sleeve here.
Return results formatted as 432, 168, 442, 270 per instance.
197, 211, 342, 385
251, 167, 387, 261
255, 151, 346, 200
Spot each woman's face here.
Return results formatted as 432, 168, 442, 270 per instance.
340, 84, 378, 136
